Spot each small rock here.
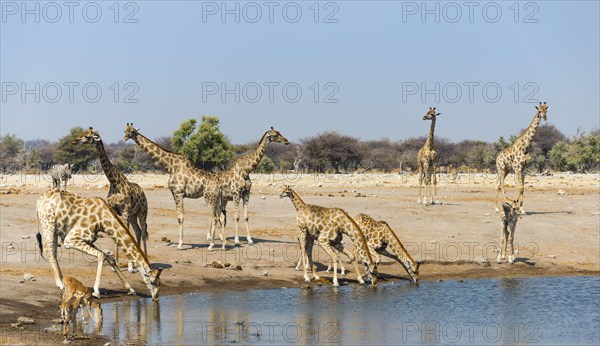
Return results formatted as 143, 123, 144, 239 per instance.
430, 240, 438, 244
483, 220, 491, 224
302, 285, 311, 289
457, 279, 464, 283
557, 189, 566, 196
548, 254, 557, 258
592, 211, 600, 216
161, 237, 169, 242
7, 244, 14, 250
317, 184, 323, 187
10, 323, 22, 329
262, 271, 269, 276
44, 325, 61, 333
21, 235, 30, 239
17, 317, 34, 324
212, 261, 223, 269
17, 279, 25, 284
224, 262, 232, 267
23, 273, 35, 281
235, 265, 243, 271
437, 279, 444, 282
51, 318, 63, 324
483, 213, 491, 216
261, 196, 266, 199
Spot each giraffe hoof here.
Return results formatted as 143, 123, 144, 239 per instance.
333, 282, 339, 287
128, 289, 137, 295
207, 244, 215, 251
177, 244, 184, 250
247, 240, 254, 245
92, 292, 101, 299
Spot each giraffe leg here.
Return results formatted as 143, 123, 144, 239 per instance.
317, 239, 340, 286
497, 223, 508, 263
432, 164, 440, 204
173, 194, 185, 249
138, 207, 149, 255
422, 163, 430, 206
207, 216, 216, 251
232, 194, 241, 245
495, 168, 508, 213
334, 244, 364, 284
517, 169, 526, 214
418, 167, 423, 204
43, 234, 64, 290
508, 224, 516, 264
129, 217, 143, 273
242, 192, 253, 245
298, 232, 312, 282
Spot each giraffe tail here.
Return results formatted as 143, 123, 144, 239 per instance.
36, 232, 45, 260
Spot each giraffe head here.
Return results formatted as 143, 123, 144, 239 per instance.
279, 185, 294, 199
265, 127, 289, 145
535, 102, 549, 121
72, 127, 101, 145
141, 267, 163, 301
423, 107, 441, 120
124, 123, 139, 142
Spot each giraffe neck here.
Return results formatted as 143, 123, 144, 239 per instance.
340, 211, 373, 265
385, 223, 417, 267
514, 111, 542, 153
425, 117, 436, 149
237, 132, 270, 176
133, 133, 179, 172
94, 140, 125, 187
101, 204, 152, 273
289, 190, 306, 210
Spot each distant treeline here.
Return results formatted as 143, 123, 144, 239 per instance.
1, 116, 598, 174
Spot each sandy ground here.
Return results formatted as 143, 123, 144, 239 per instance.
1, 172, 599, 344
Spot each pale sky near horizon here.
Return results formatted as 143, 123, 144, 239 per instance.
1, 1, 599, 144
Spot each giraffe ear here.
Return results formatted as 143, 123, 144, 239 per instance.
535, 106, 539, 110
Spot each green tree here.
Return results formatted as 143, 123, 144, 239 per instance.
0, 133, 24, 171
256, 156, 275, 173
568, 133, 600, 172
53, 127, 97, 172
171, 116, 234, 170
26, 149, 41, 169
549, 141, 573, 171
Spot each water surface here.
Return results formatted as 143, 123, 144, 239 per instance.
98, 276, 600, 345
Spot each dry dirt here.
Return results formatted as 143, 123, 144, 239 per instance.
1, 172, 598, 344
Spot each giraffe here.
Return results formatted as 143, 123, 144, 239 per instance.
496, 199, 521, 264
36, 188, 162, 300
495, 102, 549, 214
417, 107, 442, 206
73, 127, 149, 271
354, 213, 419, 283
123, 123, 224, 250
210, 127, 289, 246
279, 186, 378, 287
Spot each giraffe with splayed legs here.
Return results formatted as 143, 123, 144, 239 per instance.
354, 213, 419, 283
417, 107, 442, 206
36, 188, 162, 300
124, 123, 225, 250
280, 186, 377, 287
211, 127, 289, 246
73, 127, 149, 271
495, 102, 549, 214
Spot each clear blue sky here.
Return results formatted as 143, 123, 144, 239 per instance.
1, 1, 598, 144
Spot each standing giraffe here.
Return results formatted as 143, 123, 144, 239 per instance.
73, 127, 149, 271
123, 123, 224, 250
280, 186, 378, 287
495, 102, 549, 214
417, 107, 441, 206
496, 199, 521, 264
36, 188, 162, 300
210, 127, 289, 246
354, 213, 419, 283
